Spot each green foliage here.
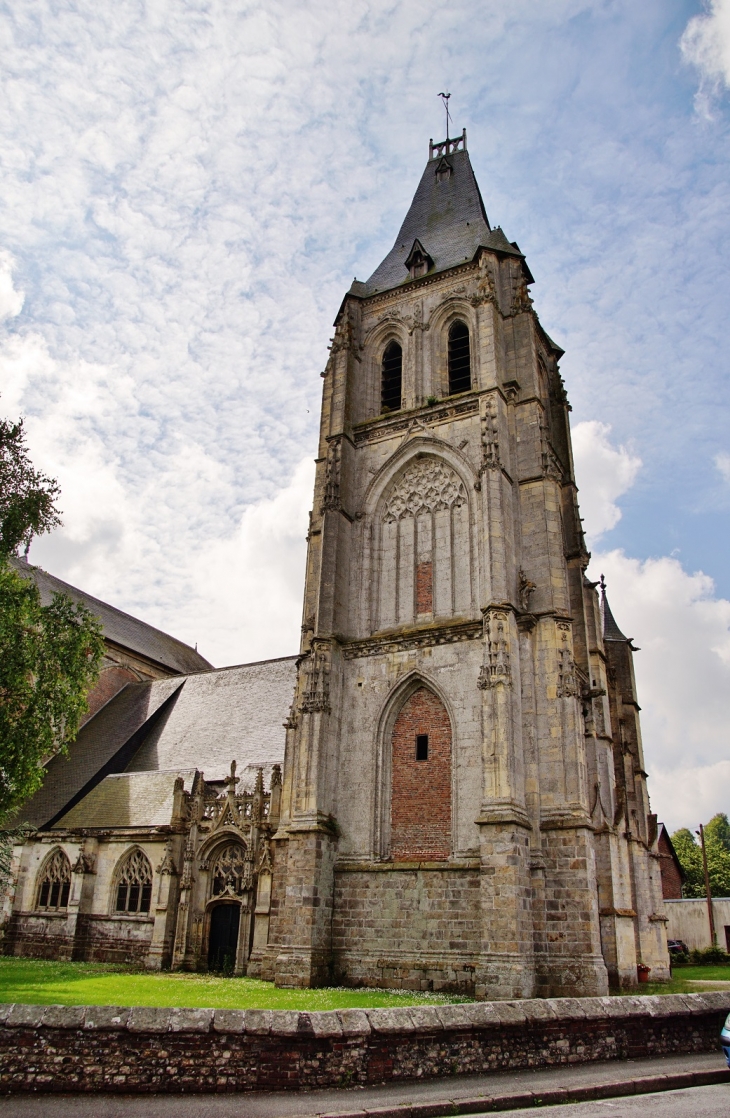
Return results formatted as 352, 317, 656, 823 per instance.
671, 817, 730, 898
0, 563, 105, 824
0, 416, 61, 559
687, 946, 730, 966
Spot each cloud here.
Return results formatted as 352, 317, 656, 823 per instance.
715, 451, 730, 483
681, 0, 730, 108
590, 549, 730, 831
571, 421, 641, 545
0, 252, 23, 322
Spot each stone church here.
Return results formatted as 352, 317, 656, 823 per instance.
1, 131, 669, 997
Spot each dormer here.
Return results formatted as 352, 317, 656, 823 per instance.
404, 238, 433, 280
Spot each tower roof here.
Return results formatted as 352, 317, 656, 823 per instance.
350, 133, 526, 298
600, 575, 634, 644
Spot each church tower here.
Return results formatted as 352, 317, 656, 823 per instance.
255, 131, 669, 997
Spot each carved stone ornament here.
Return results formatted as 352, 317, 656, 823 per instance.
329, 317, 359, 358
300, 641, 331, 713
556, 622, 577, 698
382, 459, 467, 523
510, 274, 533, 317
156, 839, 177, 877
518, 569, 537, 612
71, 851, 96, 875
470, 254, 497, 308
258, 840, 273, 875
479, 396, 500, 474
321, 438, 342, 513
478, 610, 512, 689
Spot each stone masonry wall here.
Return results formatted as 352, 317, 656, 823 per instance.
332, 866, 481, 990
0, 993, 728, 1094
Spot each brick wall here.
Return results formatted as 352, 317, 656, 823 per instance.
658, 830, 684, 900
391, 688, 451, 860
0, 993, 728, 1094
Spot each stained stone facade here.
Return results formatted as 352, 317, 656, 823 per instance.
255, 133, 670, 997
2, 132, 669, 994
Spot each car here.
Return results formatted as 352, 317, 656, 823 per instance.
667, 939, 688, 955
721, 1012, 730, 1068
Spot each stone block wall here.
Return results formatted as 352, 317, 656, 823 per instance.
0, 992, 728, 1094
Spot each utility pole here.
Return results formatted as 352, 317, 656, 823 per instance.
697, 824, 717, 947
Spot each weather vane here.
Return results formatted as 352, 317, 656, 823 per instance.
438, 92, 452, 141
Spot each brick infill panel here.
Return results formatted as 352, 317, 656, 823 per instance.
0, 993, 728, 1094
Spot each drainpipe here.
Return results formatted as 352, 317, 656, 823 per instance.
697, 824, 717, 947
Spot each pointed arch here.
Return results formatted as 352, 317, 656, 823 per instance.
381, 340, 403, 412
373, 671, 456, 860
35, 847, 71, 911
448, 320, 471, 394
112, 847, 152, 915
362, 443, 476, 634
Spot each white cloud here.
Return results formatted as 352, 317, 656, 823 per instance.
0, 252, 23, 322
571, 421, 641, 545
681, 0, 730, 102
715, 451, 730, 483
590, 549, 730, 832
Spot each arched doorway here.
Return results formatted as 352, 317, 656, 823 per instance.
208, 903, 240, 972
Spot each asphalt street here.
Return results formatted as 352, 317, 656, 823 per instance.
501, 1084, 729, 1117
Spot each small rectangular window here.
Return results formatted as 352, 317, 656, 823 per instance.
140, 883, 152, 913
415, 734, 429, 761
116, 882, 127, 911
39, 881, 50, 908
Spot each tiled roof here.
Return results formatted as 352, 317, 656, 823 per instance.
128, 657, 297, 787
15, 678, 183, 829
10, 557, 213, 674
352, 148, 523, 298
56, 769, 198, 829
21, 656, 298, 830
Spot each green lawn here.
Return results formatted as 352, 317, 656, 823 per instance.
0, 958, 472, 1010
0, 958, 726, 1010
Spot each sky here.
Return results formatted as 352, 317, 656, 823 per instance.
0, 0, 729, 831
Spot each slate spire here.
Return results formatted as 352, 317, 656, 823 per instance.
351, 131, 527, 298
600, 574, 635, 646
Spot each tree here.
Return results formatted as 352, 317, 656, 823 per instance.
672, 816, 730, 898
0, 416, 61, 557
0, 409, 105, 825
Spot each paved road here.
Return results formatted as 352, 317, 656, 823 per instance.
501, 1084, 729, 1117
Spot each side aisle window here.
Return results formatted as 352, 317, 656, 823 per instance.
36, 848, 71, 910
114, 848, 153, 914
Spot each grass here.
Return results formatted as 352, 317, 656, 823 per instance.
0, 959, 727, 1011
617, 965, 730, 997
0, 958, 472, 1010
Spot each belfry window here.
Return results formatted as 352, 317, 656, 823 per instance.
381, 341, 402, 412
36, 849, 71, 911
114, 848, 152, 914
448, 321, 471, 394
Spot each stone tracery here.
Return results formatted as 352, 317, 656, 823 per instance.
382, 458, 466, 523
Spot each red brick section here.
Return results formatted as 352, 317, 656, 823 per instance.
391, 687, 451, 860
657, 827, 684, 900
415, 561, 433, 614
83, 665, 139, 724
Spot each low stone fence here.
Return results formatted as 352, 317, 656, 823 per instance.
0, 992, 728, 1094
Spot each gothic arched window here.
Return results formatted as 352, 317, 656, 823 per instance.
36, 849, 71, 911
448, 321, 471, 394
381, 341, 402, 413
211, 843, 250, 897
114, 848, 152, 914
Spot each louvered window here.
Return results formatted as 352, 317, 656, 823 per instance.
36, 849, 71, 910
114, 849, 152, 914
381, 341, 402, 412
448, 321, 471, 394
